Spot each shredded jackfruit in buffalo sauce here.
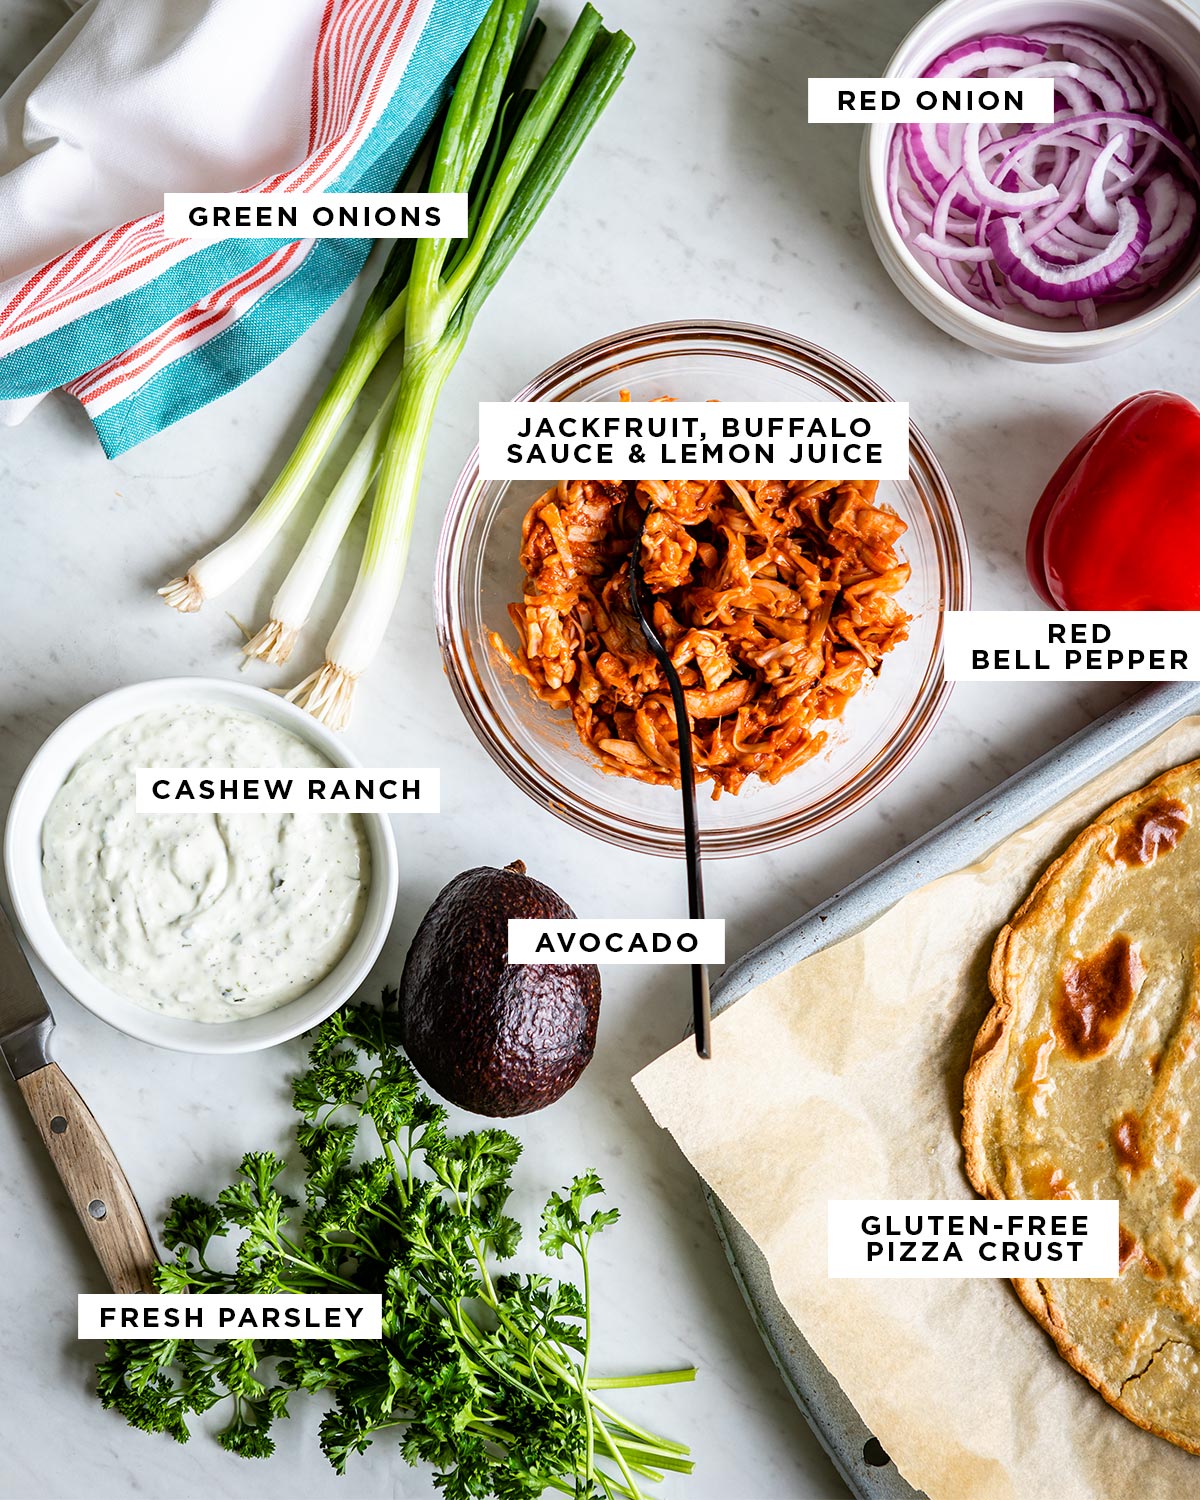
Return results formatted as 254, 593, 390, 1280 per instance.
489, 476, 912, 797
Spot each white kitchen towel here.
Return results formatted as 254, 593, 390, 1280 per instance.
0, 0, 489, 455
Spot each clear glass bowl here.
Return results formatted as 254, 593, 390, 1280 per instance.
435, 320, 970, 858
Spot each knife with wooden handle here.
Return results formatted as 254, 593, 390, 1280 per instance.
0, 906, 158, 1294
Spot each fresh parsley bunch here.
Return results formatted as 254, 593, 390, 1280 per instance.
97, 997, 694, 1498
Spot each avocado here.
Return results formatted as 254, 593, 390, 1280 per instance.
397, 860, 600, 1117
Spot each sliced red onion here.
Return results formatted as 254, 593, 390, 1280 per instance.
886, 28, 1200, 328
962, 123, 1057, 209
1010, 132, 1076, 192
903, 121, 952, 198
1022, 155, 1092, 243
1146, 180, 1195, 258
1035, 243, 1083, 267
973, 137, 1103, 253
977, 257, 1007, 307
1028, 26, 1143, 108
913, 232, 992, 261
1045, 144, 1071, 187
1009, 58, 1127, 118
1124, 42, 1160, 112
987, 195, 1150, 299
903, 123, 978, 215
992, 114, 1200, 189
886, 119, 905, 235
1056, 215, 1114, 251
1007, 280, 1083, 317
1042, 235, 1091, 264
931, 171, 970, 244
924, 34, 1046, 77
910, 120, 958, 186
1084, 134, 1128, 228
934, 251, 1006, 313
1120, 184, 1197, 284
1137, 168, 1179, 243
1130, 40, 1168, 125
897, 184, 935, 226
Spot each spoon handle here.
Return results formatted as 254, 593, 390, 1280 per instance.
663, 652, 711, 1057
628, 516, 712, 1057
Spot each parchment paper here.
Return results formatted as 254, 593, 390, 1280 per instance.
634, 717, 1200, 1500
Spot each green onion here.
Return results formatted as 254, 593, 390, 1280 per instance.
241, 371, 400, 664
290, 9, 633, 727
158, 258, 410, 614
160, 0, 633, 733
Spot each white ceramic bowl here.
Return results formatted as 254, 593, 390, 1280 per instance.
4, 678, 399, 1055
862, 0, 1200, 361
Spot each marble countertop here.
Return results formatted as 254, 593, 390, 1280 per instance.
0, 0, 1176, 1496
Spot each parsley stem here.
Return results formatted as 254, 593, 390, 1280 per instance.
587, 1396, 694, 1452
274, 1246, 358, 1291
587, 1369, 697, 1389
380, 1136, 410, 1206
446, 1265, 683, 1495
580, 1244, 597, 1484
593, 1413, 646, 1500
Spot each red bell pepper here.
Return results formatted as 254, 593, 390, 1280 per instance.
1026, 390, 1200, 610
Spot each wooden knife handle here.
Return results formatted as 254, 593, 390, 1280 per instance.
17, 1061, 158, 1294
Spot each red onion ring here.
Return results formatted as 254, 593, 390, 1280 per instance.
987, 194, 1150, 299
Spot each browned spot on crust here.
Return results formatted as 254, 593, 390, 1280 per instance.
1054, 936, 1146, 1060
1113, 796, 1190, 865
1112, 1111, 1149, 1178
1173, 1175, 1199, 1219
1118, 1225, 1166, 1280
1023, 1160, 1076, 1199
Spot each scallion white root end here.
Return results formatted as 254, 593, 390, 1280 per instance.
243, 618, 301, 665
286, 662, 358, 729
158, 573, 206, 613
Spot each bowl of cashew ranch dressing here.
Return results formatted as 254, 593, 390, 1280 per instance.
4, 679, 399, 1054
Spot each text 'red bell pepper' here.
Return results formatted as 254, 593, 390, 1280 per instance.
1026, 391, 1200, 609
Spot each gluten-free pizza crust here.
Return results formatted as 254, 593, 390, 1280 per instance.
964, 760, 1200, 1454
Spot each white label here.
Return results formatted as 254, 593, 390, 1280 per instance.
944, 612, 1200, 682
163, 192, 467, 239
133, 767, 440, 813
478, 401, 910, 481
808, 77, 1056, 123
79, 1294, 382, 1339
507, 918, 725, 965
827, 1200, 1119, 1278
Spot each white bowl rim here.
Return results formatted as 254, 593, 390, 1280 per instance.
863, 0, 1200, 351
4, 676, 399, 1055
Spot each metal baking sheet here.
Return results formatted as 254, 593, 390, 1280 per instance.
705, 680, 1200, 1500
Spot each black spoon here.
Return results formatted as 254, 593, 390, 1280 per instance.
627, 508, 712, 1059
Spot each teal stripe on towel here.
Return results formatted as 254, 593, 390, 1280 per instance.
1, 0, 491, 454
